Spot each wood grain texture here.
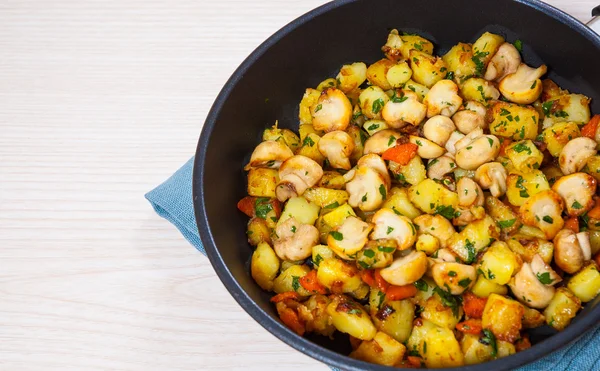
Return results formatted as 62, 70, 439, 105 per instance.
0, 1, 595, 370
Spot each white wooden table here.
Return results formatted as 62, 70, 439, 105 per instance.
0, 1, 596, 370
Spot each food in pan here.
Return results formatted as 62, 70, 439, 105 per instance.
237, 29, 600, 368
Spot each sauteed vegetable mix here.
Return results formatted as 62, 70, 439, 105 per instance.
237, 30, 600, 368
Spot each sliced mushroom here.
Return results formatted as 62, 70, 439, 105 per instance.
423, 79, 463, 118
381, 29, 404, 62
445, 131, 466, 156
464, 100, 487, 116
318, 131, 355, 170
520, 190, 564, 239
379, 250, 428, 286
427, 155, 456, 180
474, 162, 508, 197
455, 130, 500, 170
431, 262, 476, 295
484, 42, 521, 82
423, 115, 456, 146
552, 173, 596, 217
431, 248, 459, 263
276, 155, 324, 202
363, 129, 401, 155
409, 136, 445, 159
559, 137, 597, 175
553, 229, 591, 274
452, 109, 486, 134
357, 154, 391, 186
328, 216, 373, 259
345, 166, 388, 211
273, 217, 319, 261
529, 254, 562, 286
457, 177, 484, 207
370, 208, 417, 250
498, 63, 547, 104
509, 262, 555, 309
245, 140, 294, 170
413, 214, 456, 248
311, 88, 353, 132
382, 90, 427, 127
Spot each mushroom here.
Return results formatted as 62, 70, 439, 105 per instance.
559, 137, 597, 175
379, 250, 428, 286
381, 90, 427, 127
245, 140, 294, 170
345, 166, 388, 211
552, 173, 596, 217
381, 29, 404, 62
445, 131, 466, 155
357, 154, 391, 186
484, 42, 522, 82
464, 100, 487, 116
363, 129, 401, 155
457, 177, 484, 207
452, 205, 485, 227
311, 88, 353, 132
509, 262, 555, 309
318, 131, 355, 170
474, 162, 508, 197
327, 216, 373, 259
423, 79, 463, 118
553, 229, 591, 274
529, 254, 562, 286
413, 214, 456, 248
452, 109, 486, 134
520, 190, 564, 239
431, 262, 476, 295
276, 155, 324, 202
409, 135, 446, 159
498, 63, 547, 104
370, 208, 418, 250
423, 115, 456, 146
455, 129, 500, 170
273, 217, 319, 261
427, 155, 456, 180
431, 248, 459, 263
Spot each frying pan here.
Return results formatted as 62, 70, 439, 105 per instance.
193, 1, 600, 369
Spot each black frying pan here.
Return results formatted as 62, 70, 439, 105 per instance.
193, 1, 600, 369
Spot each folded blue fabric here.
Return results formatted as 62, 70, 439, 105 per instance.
146, 157, 600, 371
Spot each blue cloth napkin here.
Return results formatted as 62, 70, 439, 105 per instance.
145, 157, 600, 371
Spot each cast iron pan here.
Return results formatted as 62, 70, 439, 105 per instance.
194, 0, 600, 369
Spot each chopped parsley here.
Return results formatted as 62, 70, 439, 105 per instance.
378, 246, 395, 253
347, 308, 362, 315
291, 276, 300, 291
472, 51, 490, 77
323, 201, 340, 209
448, 271, 457, 277
291, 226, 296, 233
572, 200, 583, 210
512, 142, 532, 155
254, 198, 274, 219
542, 101, 554, 116
302, 136, 315, 147
367, 123, 380, 131
498, 219, 517, 229
314, 254, 323, 266
543, 215, 553, 224
513, 39, 523, 53
372, 98, 385, 114
536, 272, 554, 285
379, 184, 387, 200
363, 249, 375, 258
458, 277, 472, 288
388, 135, 397, 146
435, 205, 457, 220
391, 90, 408, 103
433, 286, 461, 317
329, 231, 344, 241
487, 137, 494, 148
362, 193, 368, 202
414, 279, 429, 292
387, 226, 394, 234
314, 104, 323, 113
480, 329, 498, 357
445, 71, 455, 80
465, 239, 476, 264
499, 108, 511, 116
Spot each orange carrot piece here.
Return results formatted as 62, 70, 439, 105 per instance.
407, 356, 423, 368
386, 284, 418, 301
374, 269, 390, 292
588, 202, 600, 219
299, 270, 327, 294
581, 115, 600, 139
499, 138, 512, 156
382, 143, 419, 165
270, 291, 301, 303
236, 196, 256, 217
564, 217, 580, 233
278, 307, 305, 336
456, 319, 483, 334
463, 292, 487, 319
360, 269, 376, 288
515, 334, 532, 352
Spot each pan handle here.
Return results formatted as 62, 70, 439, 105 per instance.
588, 6, 600, 34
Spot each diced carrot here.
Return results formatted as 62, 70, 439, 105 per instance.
270, 291, 301, 303
581, 115, 600, 139
278, 307, 305, 336
360, 269, 376, 288
588, 202, 600, 219
499, 138, 512, 156
407, 356, 423, 368
386, 284, 418, 301
270, 199, 283, 217
237, 196, 256, 217
381, 143, 419, 165
456, 319, 483, 335
299, 270, 327, 294
463, 292, 487, 319
374, 269, 390, 292
515, 334, 532, 352
564, 217, 579, 233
